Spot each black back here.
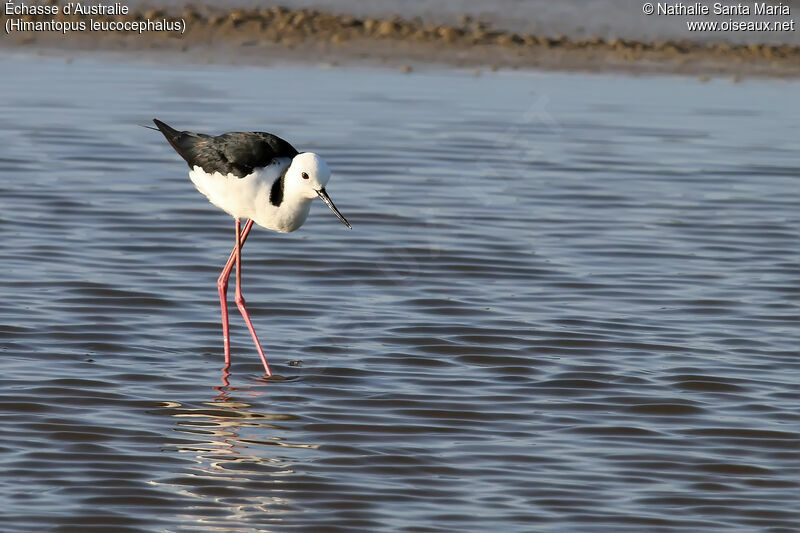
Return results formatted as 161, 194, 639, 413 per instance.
153, 119, 299, 178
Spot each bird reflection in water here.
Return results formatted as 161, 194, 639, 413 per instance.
151, 391, 317, 528
219, 361, 297, 388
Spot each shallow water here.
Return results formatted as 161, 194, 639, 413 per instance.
0, 54, 798, 532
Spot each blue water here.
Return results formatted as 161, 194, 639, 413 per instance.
0, 53, 798, 531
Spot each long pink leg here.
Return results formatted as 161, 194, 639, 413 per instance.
217, 219, 255, 366
233, 219, 272, 377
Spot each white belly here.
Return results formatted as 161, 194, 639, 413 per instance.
188, 160, 287, 221
188, 159, 312, 233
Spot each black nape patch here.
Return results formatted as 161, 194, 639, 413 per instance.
269, 170, 285, 207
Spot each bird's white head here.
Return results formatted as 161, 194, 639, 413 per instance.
285, 152, 351, 229
286, 152, 331, 198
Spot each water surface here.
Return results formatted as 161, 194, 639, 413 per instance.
0, 54, 798, 531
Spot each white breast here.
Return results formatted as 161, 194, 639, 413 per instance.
187, 157, 313, 233
188, 158, 290, 221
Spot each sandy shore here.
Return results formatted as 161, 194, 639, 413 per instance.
2, 4, 799, 76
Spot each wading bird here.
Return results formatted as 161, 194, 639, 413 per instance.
153, 119, 351, 378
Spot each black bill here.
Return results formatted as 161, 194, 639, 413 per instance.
316, 188, 352, 229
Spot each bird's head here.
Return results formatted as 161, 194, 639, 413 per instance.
286, 152, 351, 229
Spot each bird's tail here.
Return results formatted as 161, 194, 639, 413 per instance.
152, 118, 180, 138
152, 118, 203, 168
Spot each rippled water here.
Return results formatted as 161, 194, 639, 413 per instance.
1, 53, 798, 531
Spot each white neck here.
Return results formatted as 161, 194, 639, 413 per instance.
253, 192, 313, 233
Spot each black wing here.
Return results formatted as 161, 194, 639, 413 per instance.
153, 119, 299, 178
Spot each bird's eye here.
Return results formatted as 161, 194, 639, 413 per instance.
301, 172, 309, 180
